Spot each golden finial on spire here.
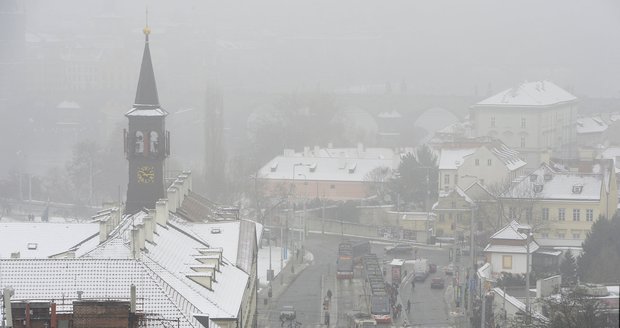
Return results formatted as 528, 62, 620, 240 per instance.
143, 7, 151, 36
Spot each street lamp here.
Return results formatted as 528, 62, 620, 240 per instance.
297, 173, 307, 244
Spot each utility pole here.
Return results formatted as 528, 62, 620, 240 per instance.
525, 229, 532, 324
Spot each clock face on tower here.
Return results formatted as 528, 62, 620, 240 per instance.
137, 166, 155, 183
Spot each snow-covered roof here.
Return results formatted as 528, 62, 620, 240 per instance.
475, 81, 576, 107
577, 116, 608, 134
485, 142, 527, 171
503, 164, 605, 201
438, 148, 477, 170
600, 147, 620, 174
1, 210, 254, 328
258, 148, 397, 182
484, 242, 539, 254
0, 222, 98, 259
0, 259, 193, 326
492, 288, 548, 322
490, 220, 531, 241
125, 106, 168, 117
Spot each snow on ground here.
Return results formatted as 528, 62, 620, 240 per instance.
257, 246, 289, 287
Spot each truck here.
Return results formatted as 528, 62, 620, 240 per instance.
337, 241, 354, 279
413, 258, 429, 281
352, 241, 371, 264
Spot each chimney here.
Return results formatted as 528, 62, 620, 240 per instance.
313, 145, 320, 155
327, 142, 333, 149
137, 224, 146, 250
50, 302, 57, 328
99, 219, 108, 243
112, 208, 120, 227
183, 170, 193, 191
156, 199, 168, 226
303, 146, 310, 157
144, 214, 154, 243
131, 227, 141, 259
357, 142, 364, 155
130, 284, 136, 313
167, 187, 178, 212
174, 180, 184, 206
3, 287, 14, 327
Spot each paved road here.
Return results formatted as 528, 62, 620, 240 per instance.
262, 233, 456, 327
371, 242, 454, 327
266, 234, 346, 327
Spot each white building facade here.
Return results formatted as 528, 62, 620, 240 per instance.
470, 81, 578, 168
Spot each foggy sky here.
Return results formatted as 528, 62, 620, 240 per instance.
20, 0, 620, 97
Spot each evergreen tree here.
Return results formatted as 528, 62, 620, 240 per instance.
389, 144, 438, 210
559, 249, 577, 286
577, 213, 620, 283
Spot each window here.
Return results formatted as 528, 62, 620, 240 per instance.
451, 201, 456, 209
444, 174, 450, 185
508, 207, 516, 219
330, 184, 335, 189
520, 136, 526, 148
491, 116, 496, 127
521, 118, 526, 128
135, 131, 144, 154
502, 255, 512, 270
586, 209, 594, 221
573, 209, 580, 221
150, 131, 159, 153
487, 159, 492, 166
454, 174, 458, 185
558, 208, 565, 221
542, 233, 549, 238
526, 208, 533, 222
573, 232, 580, 239
438, 214, 445, 223
457, 213, 463, 221
542, 208, 549, 220
475, 159, 480, 166
558, 233, 565, 239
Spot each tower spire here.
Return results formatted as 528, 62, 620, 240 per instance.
134, 10, 159, 108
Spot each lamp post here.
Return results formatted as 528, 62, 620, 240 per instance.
297, 173, 307, 243
525, 228, 533, 324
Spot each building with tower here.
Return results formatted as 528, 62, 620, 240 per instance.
124, 26, 170, 214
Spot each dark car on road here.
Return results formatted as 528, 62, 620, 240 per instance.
430, 277, 445, 289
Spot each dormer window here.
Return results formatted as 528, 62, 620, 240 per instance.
544, 174, 552, 181
270, 162, 278, 172
348, 163, 357, 174
529, 175, 537, 182
309, 163, 317, 172
572, 185, 583, 194
534, 184, 543, 193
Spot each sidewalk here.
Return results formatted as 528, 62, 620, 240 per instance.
257, 249, 314, 328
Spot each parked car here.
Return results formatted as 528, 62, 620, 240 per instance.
429, 263, 437, 273
444, 263, 455, 275
430, 277, 445, 289
384, 243, 413, 254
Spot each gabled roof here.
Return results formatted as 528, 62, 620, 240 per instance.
474, 80, 576, 107
485, 220, 539, 254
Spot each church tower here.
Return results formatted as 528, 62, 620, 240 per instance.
124, 25, 169, 214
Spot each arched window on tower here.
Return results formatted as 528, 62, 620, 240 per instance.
150, 131, 159, 153
135, 131, 144, 154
